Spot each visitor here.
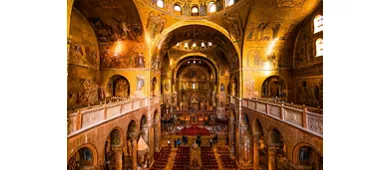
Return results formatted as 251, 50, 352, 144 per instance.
177, 138, 181, 147
209, 138, 213, 147
174, 139, 177, 148
167, 139, 171, 147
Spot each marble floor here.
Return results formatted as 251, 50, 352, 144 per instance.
151, 137, 237, 170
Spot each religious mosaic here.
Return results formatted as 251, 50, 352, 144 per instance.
246, 22, 282, 41
100, 43, 146, 68
147, 12, 167, 39
222, 12, 243, 40
89, 18, 143, 42
273, 0, 307, 8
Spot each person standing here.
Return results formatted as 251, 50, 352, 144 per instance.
177, 139, 181, 147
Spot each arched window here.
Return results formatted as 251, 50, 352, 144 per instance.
192, 6, 199, 16
208, 2, 216, 13
227, 0, 235, 7
157, 0, 164, 8
316, 38, 323, 57
314, 14, 323, 33
174, 4, 181, 12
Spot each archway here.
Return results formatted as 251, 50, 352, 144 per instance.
293, 143, 323, 170
107, 75, 130, 98
140, 115, 149, 144
104, 128, 123, 170
252, 118, 267, 169
67, 146, 97, 170
261, 76, 287, 100
124, 120, 137, 169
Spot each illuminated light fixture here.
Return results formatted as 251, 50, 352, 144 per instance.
266, 38, 279, 55
176, 43, 180, 47
193, 60, 196, 64
199, 61, 201, 63
184, 42, 189, 48
187, 61, 190, 64
208, 42, 212, 46
114, 41, 123, 56
192, 43, 197, 47
157, 0, 164, 8
201, 42, 205, 48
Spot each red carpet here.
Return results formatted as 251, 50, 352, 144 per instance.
177, 126, 210, 136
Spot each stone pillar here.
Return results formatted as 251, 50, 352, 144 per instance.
252, 134, 260, 170
155, 112, 161, 151
147, 109, 154, 159
268, 147, 276, 170
113, 147, 123, 170
229, 115, 235, 152
132, 136, 138, 170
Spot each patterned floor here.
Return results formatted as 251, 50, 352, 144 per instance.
150, 145, 237, 170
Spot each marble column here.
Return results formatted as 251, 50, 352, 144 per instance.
268, 147, 276, 170
155, 112, 161, 151
252, 134, 260, 170
229, 115, 235, 152
113, 147, 123, 170
131, 136, 139, 170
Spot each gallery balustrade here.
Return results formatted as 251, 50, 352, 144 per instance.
67, 98, 151, 137
230, 96, 323, 137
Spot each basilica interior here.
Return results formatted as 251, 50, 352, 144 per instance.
67, 0, 323, 169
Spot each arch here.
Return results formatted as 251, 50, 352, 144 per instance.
227, 0, 235, 7
243, 113, 250, 127
157, 0, 164, 8
104, 127, 124, 170
313, 14, 323, 34
127, 120, 138, 135
292, 142, 323, 169
150, 22, 242, 65
268, 127, 284, 146
174, 4, 182, 12
252, 118, 264, 136
107, 127, 124, 147
140, 115, 148, 128
208, 2, 217, 13
191, 6, 199, 16
261, 76, 287, 99
172, 55, 219, 93
67, 143, 98, 167
316, 38, 323, 57
107, 75, 130, 98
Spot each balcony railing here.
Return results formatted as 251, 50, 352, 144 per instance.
67, 98, 150, 137
230, 96, 323, 137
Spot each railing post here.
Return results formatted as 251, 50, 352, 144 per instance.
266, 100, 270, 115
302, 106, 308, 129
280, 103, 284, 120
104, 104, 108, 119
120, 101, 124, 114
76, 110, 82, 130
